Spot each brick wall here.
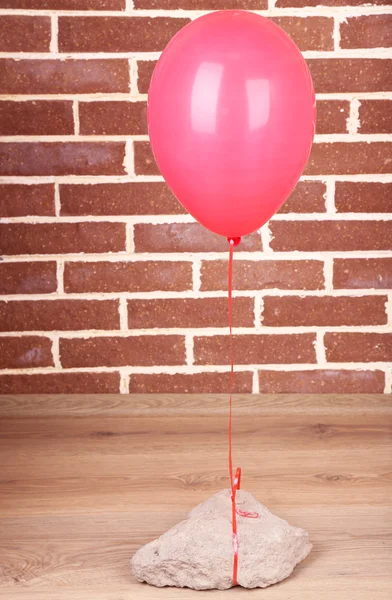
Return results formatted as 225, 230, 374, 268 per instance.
0, 1, 391, 395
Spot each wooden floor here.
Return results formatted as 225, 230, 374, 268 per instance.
0, 394, 391, 599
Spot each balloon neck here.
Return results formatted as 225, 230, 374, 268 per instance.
227, 237, 241, 247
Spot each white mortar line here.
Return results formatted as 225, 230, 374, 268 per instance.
0, 175, 163, 183
72, 100, 80, 135
273, 213, 392, 220
126, 223, 135, 253
260, 224, 273, 253
124, 139, 135, 176
3, 213, 392, 225
2, 252, 392, 263
333, 16, 341, 52
0, 214, 193, 224
119, 297, 128, 331
56, 260, 64, 294
49, 15, 58, 54
0, 6, 390, 16
0, 95, 141, 101
54, 181, 60, 216
192, 259, 201, 292
74, 97, 144, 104
254, 295, 263, 332
1, 49, 392, 60
268, 0, 276, 9
323, 257, 334, 293
0, 135, 149, 142
322, 180, 329, 212
315, 331, 327, 364
0, 325, 390, 337
1, 174, 392, 184
119, 368, 130, 393
0, 363, 389, 376
51, 337, 61, 368
1, 133, 391, 142
252, 369, 260, 394
129, 57, 138, 96
0, 290, 389, 300
0, 52, 162, 60
125, 0, 134, 11
1, 93, 391, 102
0, 362, 391, 378
384, 368, 392, 394
185, 334, 194, 366
347, 98, 361, 135
317, 92, 392, 101
387, 294, 392, 327
324, 179, 336, 214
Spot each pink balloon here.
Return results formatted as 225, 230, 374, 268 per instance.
148, 10, 316, 239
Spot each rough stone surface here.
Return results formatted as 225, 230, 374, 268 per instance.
131, 489, 312, 590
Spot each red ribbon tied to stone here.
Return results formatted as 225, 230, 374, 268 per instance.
227, 238, 259, 586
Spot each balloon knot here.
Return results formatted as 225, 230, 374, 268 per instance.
227, 237, 241, 247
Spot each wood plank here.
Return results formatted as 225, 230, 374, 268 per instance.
1, 506, 389, 540
0, 581, 390, 600
0, 393, 390, 417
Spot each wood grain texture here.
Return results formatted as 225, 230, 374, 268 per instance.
0, 394, 391, 599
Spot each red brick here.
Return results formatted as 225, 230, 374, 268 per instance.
270, 221, 392, 252
127, 297, 254, 329
304, 143, 392, 176
0, 262, 57, 294
278, 181, 326, 214
307, 59, 392, 93
134, 223, 262, 253
60, 335, 186, 367
134, 141, 159, 176
325, 332, 392, 363
263, 295, 387, 327
0, 372, 121, 395
201, 260, 325, 291
0, 300, 120, 332
58, 17, 190, 52
64, 261, 192, 293
194, 333, 316, 365
0, 336, 54, 369
0, 184, 55, 217
316, 100, 349, 134
258, 369, 385, 393
0, 1, 125, 7
137, 140, 392, 177
0, 143, 125, 176
129, 371, 253, 393
134, 0, 266, 8
340, 15, 392, 49
137, 61, 156, 94
0, 59, 129, 95
137, 58, 392, 97
271, 17, 333, 51
60, 182, 185, 216
133, 14, 334, 52
358, 100, 392, 134
0, 16, 50, 52
276, 0, 390, 5
0, 223, 126, 255
79, 101, 147, 136
0, 101, 74, 136
333, 258, 392, 290
335, 182, 392, 213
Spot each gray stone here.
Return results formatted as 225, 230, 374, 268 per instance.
131, 489, 312, 590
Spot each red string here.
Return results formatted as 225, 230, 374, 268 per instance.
227, 237, 259, 587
